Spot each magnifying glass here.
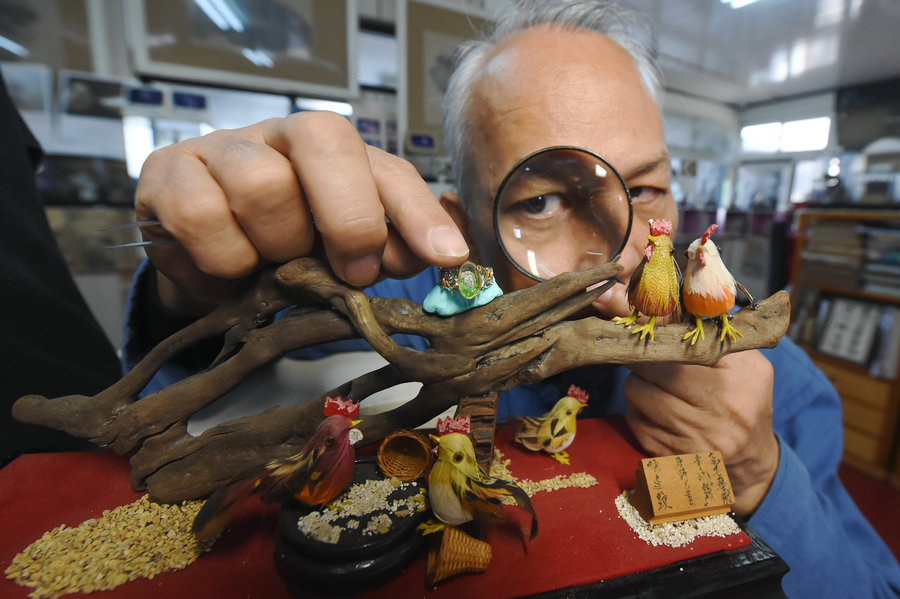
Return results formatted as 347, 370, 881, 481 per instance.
492, 146, 634, 282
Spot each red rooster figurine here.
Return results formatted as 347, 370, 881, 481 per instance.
614, 218, 681, 341
192, 396, 361, 541
682, 224, 753, 345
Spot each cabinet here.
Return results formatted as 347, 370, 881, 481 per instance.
790, 209, 900, 479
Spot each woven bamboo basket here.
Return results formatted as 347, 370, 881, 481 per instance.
426, 526, 492, 587
377, 429, 434, 482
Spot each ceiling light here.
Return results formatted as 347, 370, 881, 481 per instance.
0, 34, 29, 57
294, 97, 353, 117
209, 0, 244, 32
241, 48, 274, 68
720, 0, 762, 7
194, 0, 244, 33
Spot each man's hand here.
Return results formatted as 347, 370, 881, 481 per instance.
135, 111, 469, 315
624, 350, 779, 516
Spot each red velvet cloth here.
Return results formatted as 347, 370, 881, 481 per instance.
0, 419, 749, 598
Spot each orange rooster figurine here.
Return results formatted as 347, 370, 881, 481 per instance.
614, 218, 681, 341
682, 224, 754, 345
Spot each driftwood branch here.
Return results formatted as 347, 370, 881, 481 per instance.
13, 258, 789, 503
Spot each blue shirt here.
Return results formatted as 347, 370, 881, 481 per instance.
124, 261, 900, 598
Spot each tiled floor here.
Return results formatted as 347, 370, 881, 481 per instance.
839, 464, 900, 561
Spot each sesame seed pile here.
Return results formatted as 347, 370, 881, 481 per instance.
297, 477, 427, 543
5, 495, 215, 599
615, 491, 741, 547
489, 449, 599, 501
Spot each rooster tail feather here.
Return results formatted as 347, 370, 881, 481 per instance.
506, 482, 538, 542
477, 478, 539, 542
192, 467, 266, 541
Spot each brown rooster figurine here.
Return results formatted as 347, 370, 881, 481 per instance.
614, 218, 681, 341
682, 224, 753, 345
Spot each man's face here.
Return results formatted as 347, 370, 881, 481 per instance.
457, 25, 676, 320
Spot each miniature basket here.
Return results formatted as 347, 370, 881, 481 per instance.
426, 526, 492, 587
376, 430, 434, 482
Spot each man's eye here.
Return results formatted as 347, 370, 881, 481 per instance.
630, 186, 666, 203
516, 193, 564, 216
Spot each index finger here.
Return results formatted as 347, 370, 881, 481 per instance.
263, 112, 467, 286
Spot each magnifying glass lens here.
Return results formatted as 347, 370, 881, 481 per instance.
494, 147, 632, 281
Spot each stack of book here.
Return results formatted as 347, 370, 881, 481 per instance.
791, 221, 900, 379
796, 220, 863, 291
860, 225, 900, 298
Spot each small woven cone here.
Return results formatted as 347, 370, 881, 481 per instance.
377, 430, 434, 482
426, 526, 492, 587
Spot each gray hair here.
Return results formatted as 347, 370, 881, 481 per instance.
442, 0, 662, 206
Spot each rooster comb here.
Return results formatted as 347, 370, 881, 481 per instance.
701, 224, 719, 245
436, 414, 471, 435
649, 219, 673, 237
323, 396, 360, 419
567, 385, 590, 404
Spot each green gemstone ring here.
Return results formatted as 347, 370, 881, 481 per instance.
438, 261, 495, 300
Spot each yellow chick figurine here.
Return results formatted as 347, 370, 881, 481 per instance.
513, 385, 589, 465
427, 415, 537, 542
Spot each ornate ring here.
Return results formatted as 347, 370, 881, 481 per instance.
438, 261, 495, 299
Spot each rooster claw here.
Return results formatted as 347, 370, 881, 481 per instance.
613, 313, 639, 327
683, 315, 706, 346
550, 451, 571, 466
719, 314, 744, 342
417, 519, 448, 536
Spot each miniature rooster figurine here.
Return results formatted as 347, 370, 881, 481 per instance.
512, 385, 589, 465
614, 218, 681, 341
427, 415, 538, 542
192, 396, 361, 541
682, 224, 753, 345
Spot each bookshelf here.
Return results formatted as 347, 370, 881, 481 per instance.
790, 209, 900, 480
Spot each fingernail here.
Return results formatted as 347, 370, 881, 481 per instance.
429, 225, 468, 257
343, 254, 380, 286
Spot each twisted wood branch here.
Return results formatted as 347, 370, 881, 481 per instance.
13, 258, 789, 502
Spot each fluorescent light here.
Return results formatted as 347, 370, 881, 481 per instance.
295, 97, 353, 117
208, 0, 244, 32
721, 0, 761, 7
0, 34, 28, 57
241, 48, 274, 68
195, 0, 230, 31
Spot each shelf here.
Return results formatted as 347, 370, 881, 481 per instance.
795, 284, 900, 306
791, 209, 900, 477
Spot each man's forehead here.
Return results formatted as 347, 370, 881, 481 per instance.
456, 24, 664, 210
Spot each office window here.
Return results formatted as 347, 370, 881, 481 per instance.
741, 117, 831, 153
